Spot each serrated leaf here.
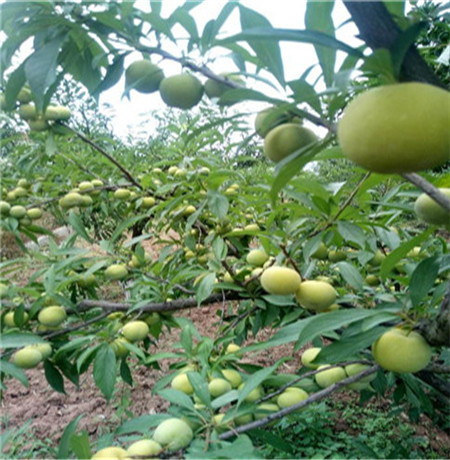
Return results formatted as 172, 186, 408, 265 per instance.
120, 360, 133, 386
212, 237, 227, 261
271, 141, 325, 202
207, 190, 229, 219
93, 344, 117, 400
211, 389, 239, 409
238, 5, 285, 86
215, 27, 363, 58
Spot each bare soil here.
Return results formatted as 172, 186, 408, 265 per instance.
1, 303, 301, 458
1, 232, 449, 459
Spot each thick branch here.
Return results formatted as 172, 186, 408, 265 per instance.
343, 1, 445, 88
76, 291, 243, 314
402, 173, 450, 212
219, 365, 379, 440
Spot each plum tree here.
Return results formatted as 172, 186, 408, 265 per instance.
0, 1, 448, 458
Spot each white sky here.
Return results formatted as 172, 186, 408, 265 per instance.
101, 0, 362, 140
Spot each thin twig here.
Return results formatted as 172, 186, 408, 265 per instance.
41, 310, 111, 339
279, 244, 302, 274
62, 124, 142, 190
308, 171, 371, 238
402, 173, 450, 212
259, 360, 373, 403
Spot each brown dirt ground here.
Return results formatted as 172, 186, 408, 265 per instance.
1, 231, 450, 459
1, 302, 303, 458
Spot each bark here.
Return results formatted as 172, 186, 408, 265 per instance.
343, 1, 445, 88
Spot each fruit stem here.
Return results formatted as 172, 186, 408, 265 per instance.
401, 173, 450, 212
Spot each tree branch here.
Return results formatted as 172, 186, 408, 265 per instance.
219, 365, 379, 440
343, 1, 445, 88
76, 291, 243, 314
62, 124, 143, 190
402, 173, 450, 212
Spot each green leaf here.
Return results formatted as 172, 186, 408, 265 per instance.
70, 431, 92, 460
409, 256, 440, 307
212, 237, 227, 261
57, 414, 84, 459
0, 332, 46, 349
215, 27, 363, 58
157, 388, 195, 411
44, 361, 65, 394
336, 221, 366, 249
115, 414, 171, 435
237, 362, 280, 408
195, 272, 216, 306
305, 0, 336, 88
211, 389, 239, 409
206, 2, 238, 48
271, 141, 325, 203
93, 344, 117, 400
68, 210, 92, 243
187, 371, 211, 408
0, 360, 29, 387
180, 325, 193, 354
336, 261, 364, 290
4, 63, 26, 110
361, 49, 396, 84
390, 21, 427, 79
120, 359, 133, 386
248, 429, 293, 454
207, 190, 229, 219
288, 79, 321, 113
380, 228, 433, 279
314, 326, 389, 364
94, 53, 125, 95
186, 434, 258, 459
24, 34, 66, 111
238, 5, 285, 86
